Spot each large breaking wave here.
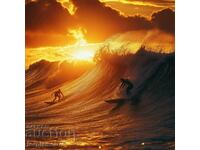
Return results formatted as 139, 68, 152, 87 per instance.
26, 30, 175, 149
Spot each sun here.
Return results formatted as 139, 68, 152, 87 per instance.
72, 50, 94, 61
68, 27, 97, 61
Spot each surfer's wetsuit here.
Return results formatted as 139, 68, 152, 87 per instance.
120, 78, 133, 95
52, 89, 64, 102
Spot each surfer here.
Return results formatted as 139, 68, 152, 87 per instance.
120, 78, 133, 95
52, 89, 64, 102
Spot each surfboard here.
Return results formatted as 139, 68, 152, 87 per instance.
45, 101, 57, 105
45, 97, 65, 105
105, 98, 128, 104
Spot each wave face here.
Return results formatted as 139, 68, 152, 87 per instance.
25, 59, 94, 92
26, 48, 175, 149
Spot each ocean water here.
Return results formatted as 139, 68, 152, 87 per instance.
25, 49, 175, 150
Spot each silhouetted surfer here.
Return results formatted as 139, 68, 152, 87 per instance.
52, 89, 64, 102
120, 78, 133, 95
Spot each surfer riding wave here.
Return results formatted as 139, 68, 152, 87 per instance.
120, 78, 133, 95
52, 89, 64, 102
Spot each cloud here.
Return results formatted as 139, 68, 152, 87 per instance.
26, 0, 76, 47
72, 0, 152, 42
151, 8, 175, 34
25, 0, 174, 47
101, 0, 175, 8
26, 0, 73, 33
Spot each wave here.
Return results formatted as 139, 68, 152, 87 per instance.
26, 59, 94, 91
26, 47, 175, 149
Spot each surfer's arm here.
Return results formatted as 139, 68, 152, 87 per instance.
120, 82, 126, 88
51, 92, 54, 97
120, 82, 123, 88
61, 92, 64, 98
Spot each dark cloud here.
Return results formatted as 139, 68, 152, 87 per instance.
72, 0, 152, 42
26, 0, 76, 47
151, 8, 175, 34
26, 0, 73, 33
25, 0, 174, 47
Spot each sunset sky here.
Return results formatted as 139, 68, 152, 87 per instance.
25, 0, 175, 67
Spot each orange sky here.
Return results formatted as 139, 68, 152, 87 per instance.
57, 0, 175, 17
102, 0, 175, 17
26, 0, 175, 48
25, 0, 174, 67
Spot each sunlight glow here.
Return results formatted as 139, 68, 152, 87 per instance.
100, 0, 165, 8
67, 27, 97, 61
71, 50, 95, 61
